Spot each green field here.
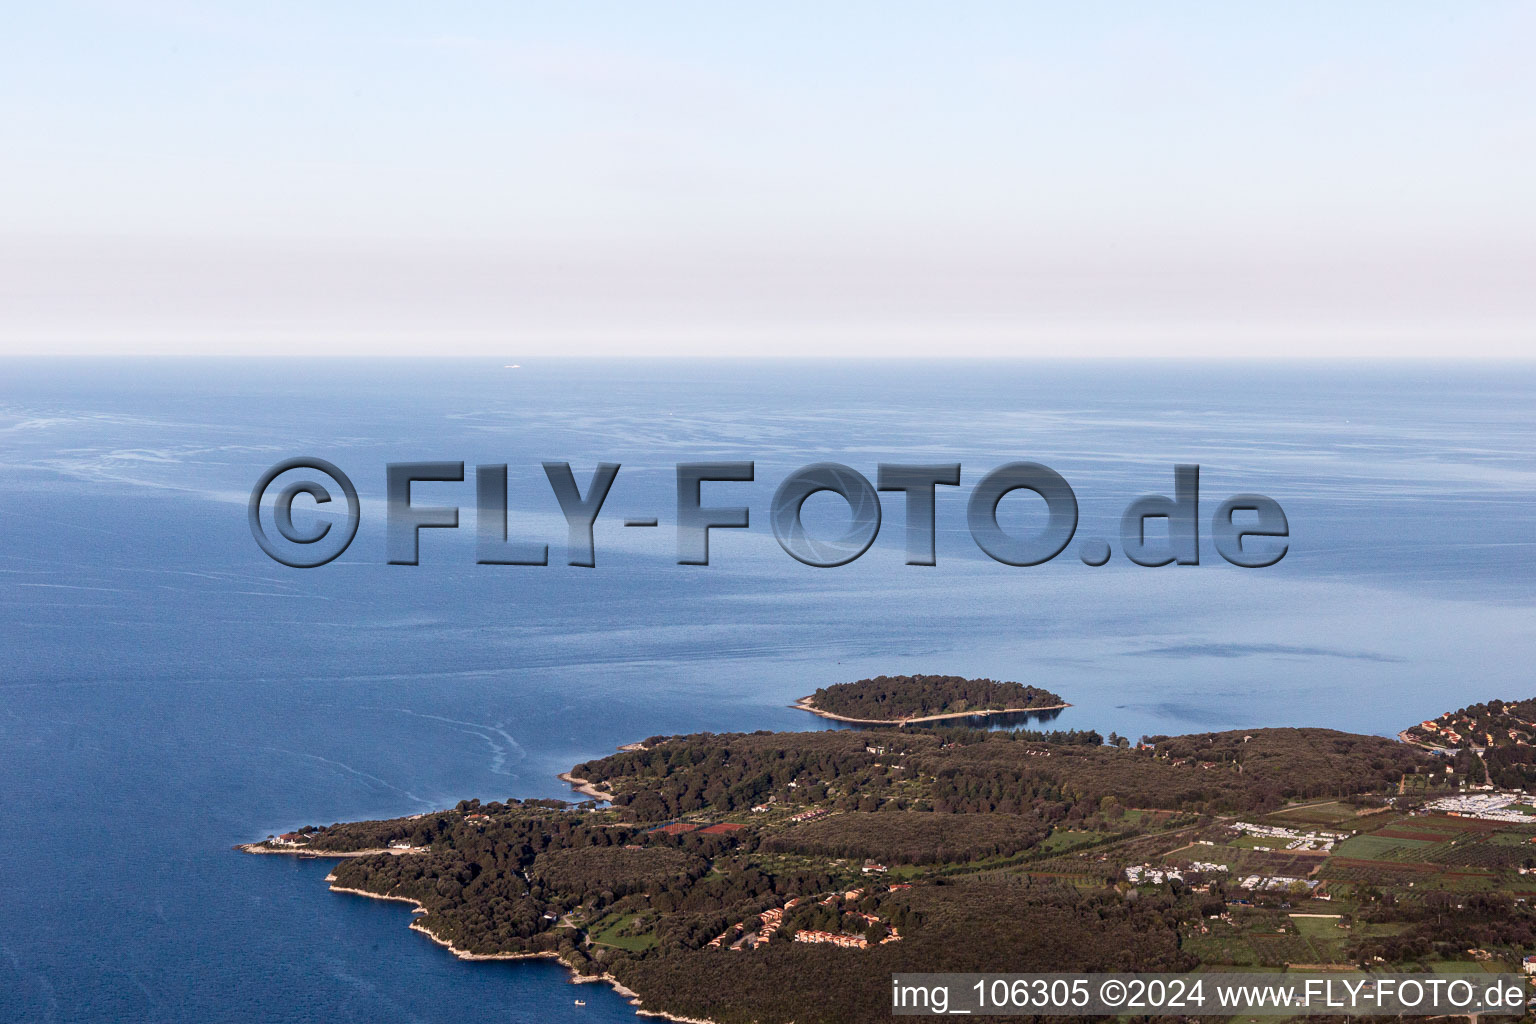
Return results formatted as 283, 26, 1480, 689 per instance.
1289, 915, 1344, 938
1332, 833, 1438, 861
1267, 801, 1364, 827
1181, 933, 1260, 966
1172, 845, 1241, 870
1350, 920, 1410, 938
590, 912, 657, 952
1037, 829, 1107, 853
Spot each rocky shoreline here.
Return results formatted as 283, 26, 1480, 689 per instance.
558, 770, 616, 801
792, 694, 1070, 726
344, 881, 717, 1023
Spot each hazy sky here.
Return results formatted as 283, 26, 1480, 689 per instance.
1, 2, 1532, 357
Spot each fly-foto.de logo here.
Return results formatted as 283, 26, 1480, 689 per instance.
247, 460, 1287, 571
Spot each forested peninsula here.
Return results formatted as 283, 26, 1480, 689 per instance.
246, 687, 1536, 1024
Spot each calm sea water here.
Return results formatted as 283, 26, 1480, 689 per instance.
3, 360, 1535, 1022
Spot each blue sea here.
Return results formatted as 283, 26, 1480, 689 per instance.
3, 360, 1535, 1022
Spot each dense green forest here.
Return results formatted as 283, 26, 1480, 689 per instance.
803, 674, 1064, 720
616, 880, 1191, 1024
571, 725, 1423, 822
251, 695, 1536, 1024
760, 811, 1051, 865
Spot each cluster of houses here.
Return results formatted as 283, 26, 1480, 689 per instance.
1125, 861, 1229, 885
820, 887, 865, 905
794, 930, 870, 948
788, 807, 833, 824
270, 832, 309, 847
707, 896, 805, 950
1417, 719, 1466, 746
793, 926, 902, 948
794, 892, 902, 948
1232, 821, 1347, 852
1423, 791, 1536, 823
1414, 707, 1536, 750
708, 885, 906, 951
1186, 860, 1228, 875
1238, 874, 1319, 892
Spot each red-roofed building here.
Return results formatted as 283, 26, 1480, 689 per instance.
794, 930, 867, 949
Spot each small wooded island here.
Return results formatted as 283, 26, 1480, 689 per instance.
246, 688, 1536, 1024
795, 674, 1067, 724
